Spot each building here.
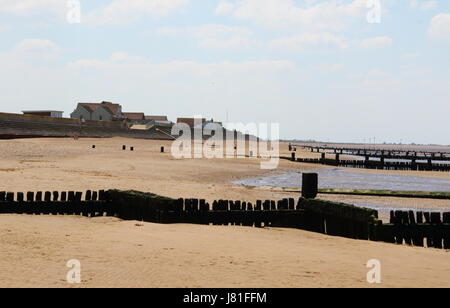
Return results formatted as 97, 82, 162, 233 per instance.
145, 115, 168, 122
177, 118, 206, 128
70, 101, 123, 121
22, 110, 64, 118
177, 118, 222, 129
123, 112, 145, 123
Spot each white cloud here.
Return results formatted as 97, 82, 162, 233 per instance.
367, 69, 390, 78
68, 52, 295, 73
215, 0, 367, 31
360, 36, 393, 49
215, 1, 235, 15
158, 24, 254, 49
410, 0, 437, 10
86, 0, 190, 25
0, 0, 65, 15
429, 14, 450, 40
13, 39, 61, 59
270, 33, 347, 51
320, 63, 345, 72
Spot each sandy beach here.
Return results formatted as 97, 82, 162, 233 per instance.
0, 137, 449, 288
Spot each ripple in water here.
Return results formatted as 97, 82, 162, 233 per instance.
233, 168, 450, 192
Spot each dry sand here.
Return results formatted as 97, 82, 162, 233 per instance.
1, 215, 449, 288
0, 137, 449, 288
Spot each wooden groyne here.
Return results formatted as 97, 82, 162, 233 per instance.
0, 188, 448, 250
286, 145, 450, 172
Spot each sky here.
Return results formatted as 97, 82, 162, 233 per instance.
0, 0, 449, 144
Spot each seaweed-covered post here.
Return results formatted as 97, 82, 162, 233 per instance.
302, 173, 318, 199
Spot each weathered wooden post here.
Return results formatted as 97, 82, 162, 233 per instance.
130, 147, 134, 151
161, 146, 165, 153
85, 190, 92, 201
36, 192, 43, 202
122, 145, 126, 151
443, 212, 450, 249
17, 192, 24, 203
411, 158, 417, 171
431, 213, 442, 249
291, 152, 296, 161
44, 192, 51, 202
27, 192, 34, 202
302, 173, 318, 199
6, 192, 14, 202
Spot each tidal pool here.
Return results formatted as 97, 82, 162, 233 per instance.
233, 168, 450, 192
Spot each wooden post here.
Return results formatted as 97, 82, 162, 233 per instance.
85, 190, 92, 201
291, 152, 296, 161
61, 191, 67, 202
161, 146, 165, 153
27, 192, 34, 202
17, 192, 24, 203
443, 212, 450, 250
53, 191, 59, 202
44, 192, 51, 202
6, 192, 14, 202
122, 145, 126, 151
68, 191, 75, 202
431, 213, 442, 249
302, 173, 318, 199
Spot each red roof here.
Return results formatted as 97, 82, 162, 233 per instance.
145, 115, 168, 121
77, 101, 121, 115
177, 118, 206, 128
123, 112, 145, 120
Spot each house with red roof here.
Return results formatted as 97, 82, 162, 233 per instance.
70, 101, 123, 121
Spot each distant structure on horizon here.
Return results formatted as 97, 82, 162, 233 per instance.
70, 101, 172, 128
22, 110, 64, 118
177, 118, 223, 129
